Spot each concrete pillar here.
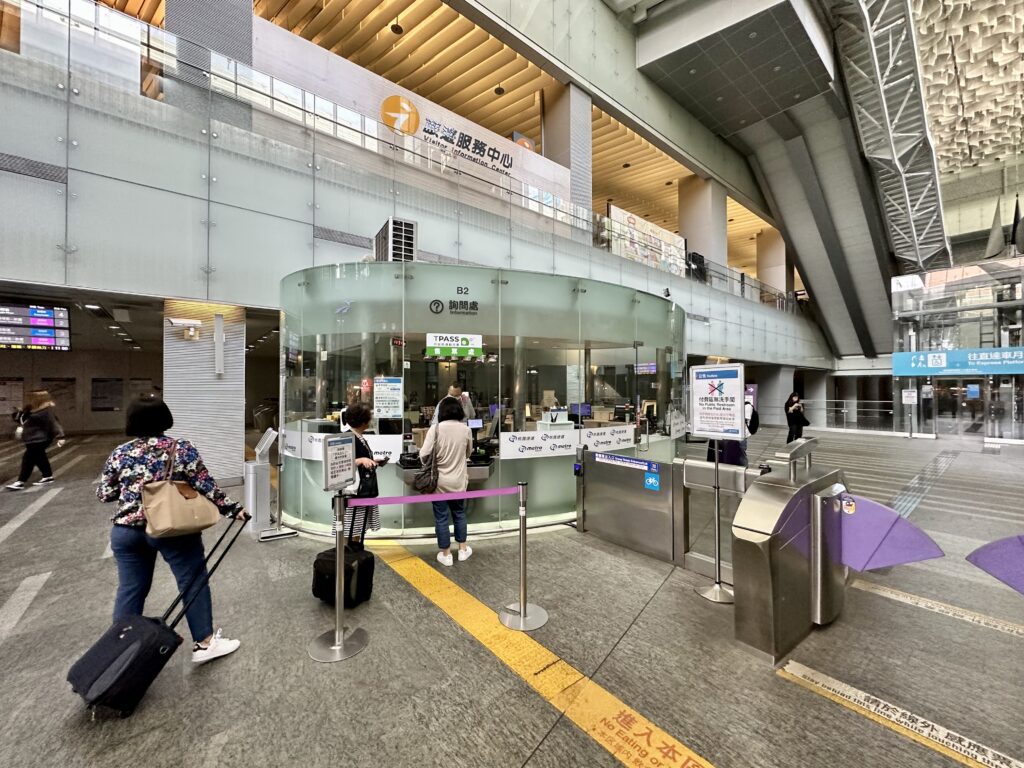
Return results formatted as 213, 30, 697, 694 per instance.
836, 376, 858, 427
163, 300, 245, 483
542, 83, 592, 213
803, 369, 827, 426
512, 337, 526, 431
677, 176, 728, 268
752, 365, 795, 427
756, 227, 792, 293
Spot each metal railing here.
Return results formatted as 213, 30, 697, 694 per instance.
801, 400, 895, 432
4, 0, 803, 313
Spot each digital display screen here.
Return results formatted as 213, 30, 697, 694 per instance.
635, 362, 657, 375
467, 419, 483, 429
0, 303, 71, 351
570, 403, 592, 417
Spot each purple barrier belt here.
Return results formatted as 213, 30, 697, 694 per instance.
345, 487, 520, 507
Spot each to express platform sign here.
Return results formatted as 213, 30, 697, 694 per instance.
893, 348, 1024, 376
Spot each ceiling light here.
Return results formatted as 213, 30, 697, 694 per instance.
494, 85, 505, 96
85, 304, 101, 310
728, 218, 735, 222
132, 346, 141, 350
117, 332, 127, 336
622, 162, 631, 168
390, 18, 403, 34
773, 65, 781, 72
689, 69, 697, 75
665, 181, 673, 186
108, 325, 119, 329
749, 31, 758, 39
716, 96, 723, 102
794, 93, 801, 99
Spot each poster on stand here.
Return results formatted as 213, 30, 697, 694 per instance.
689, 363, 745, 440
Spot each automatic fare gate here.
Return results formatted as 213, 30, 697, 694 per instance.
577, 438, 859, 663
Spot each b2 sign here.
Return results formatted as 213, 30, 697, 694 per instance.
689, 363, 745, 441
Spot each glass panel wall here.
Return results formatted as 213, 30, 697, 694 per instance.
279, 261, 684, 537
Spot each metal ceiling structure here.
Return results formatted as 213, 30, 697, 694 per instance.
832, 0, 951, 272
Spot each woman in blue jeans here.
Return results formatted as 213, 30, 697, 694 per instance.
419, 396, 473, 567
97, 395, 248, 664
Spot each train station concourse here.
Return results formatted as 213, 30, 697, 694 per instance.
1, 0, 1022, 766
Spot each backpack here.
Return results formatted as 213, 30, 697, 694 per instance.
746, 407, 759, 435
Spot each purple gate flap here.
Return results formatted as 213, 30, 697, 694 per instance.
967, 536, 1024, 596
840, 494, 944, 572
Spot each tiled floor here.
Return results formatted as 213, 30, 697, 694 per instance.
0, 429, 1020, 767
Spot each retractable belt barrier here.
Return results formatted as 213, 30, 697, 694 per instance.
345, 486, 519, 508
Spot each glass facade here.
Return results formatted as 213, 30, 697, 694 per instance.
893, 257, 1024, 441
280, 262, 684, 536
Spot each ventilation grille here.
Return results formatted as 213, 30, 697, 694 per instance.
374, 218, 417, 262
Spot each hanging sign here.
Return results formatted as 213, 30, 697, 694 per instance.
689, 363, 745, 440
499, 430, 578, 459
426, 333, 483, 357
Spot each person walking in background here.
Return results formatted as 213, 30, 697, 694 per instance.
6, 390, 65, 491
96, 395, 249, 665
785, 392, 808, 443
420, 396, 473, 567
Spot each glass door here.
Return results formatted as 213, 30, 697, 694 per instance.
960, 378, 986, 437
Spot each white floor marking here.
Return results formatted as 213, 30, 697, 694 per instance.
54, 454, 88, 476
780, 661, 1024, 768
0, 572, 52, 646
851, 579, 1024, 638
0, 488, 62, 546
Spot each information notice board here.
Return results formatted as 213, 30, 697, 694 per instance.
689, 363, 745, 441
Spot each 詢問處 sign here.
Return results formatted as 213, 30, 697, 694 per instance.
893, 348, 1024, 377
689, 363, 745, 441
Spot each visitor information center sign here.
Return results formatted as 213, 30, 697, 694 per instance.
689, 363, 745, 440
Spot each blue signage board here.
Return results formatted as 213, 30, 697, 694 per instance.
892, 348, 1024, 377
643, 472, 661, 491
593, 452, 660, 474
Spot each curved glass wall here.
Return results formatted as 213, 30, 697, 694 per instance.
280, 262, 684, 537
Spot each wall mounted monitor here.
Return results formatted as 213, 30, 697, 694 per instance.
0, 303, 71, 351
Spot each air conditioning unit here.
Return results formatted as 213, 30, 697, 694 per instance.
374, 218, 417, 262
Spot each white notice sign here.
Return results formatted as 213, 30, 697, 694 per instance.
322, 433, 356, 492
499, 430, 578, 459
580, 425, 635, 452
373, 377, 404, 419
902, 389, 919, 405
689, 363, 745, 440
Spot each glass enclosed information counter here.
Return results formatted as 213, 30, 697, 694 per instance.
279, 261, 685, 537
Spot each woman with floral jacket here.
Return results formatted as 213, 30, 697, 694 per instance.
97, 395, 249, 665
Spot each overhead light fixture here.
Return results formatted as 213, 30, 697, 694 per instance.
494, 84, 505, 96
85, 304, 101, 310
622, 162, 631, 168
665, 180, 673, 186
132, 346, 141, 350
108, 325, 119, 329
117, 332, 127, 336
390, 17, 403, 34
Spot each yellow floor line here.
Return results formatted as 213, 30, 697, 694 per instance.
777, 661, 1023, 768
374, 545, 714, 768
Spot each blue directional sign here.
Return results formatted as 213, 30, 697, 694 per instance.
893, 348, 1024, 377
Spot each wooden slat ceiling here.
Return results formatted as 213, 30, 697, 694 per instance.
101, 0, 775, 280
255, 0, 554, 147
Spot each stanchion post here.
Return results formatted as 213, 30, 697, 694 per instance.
499, 482, 549, 631
697, 439, 734, 604
308, 493, 369, 662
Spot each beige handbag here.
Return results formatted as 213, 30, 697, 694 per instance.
143, 440, 220, 538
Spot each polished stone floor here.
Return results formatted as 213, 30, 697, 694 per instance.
0, 429, 1020, 767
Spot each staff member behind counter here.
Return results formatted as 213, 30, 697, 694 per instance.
430, 384, 475, 424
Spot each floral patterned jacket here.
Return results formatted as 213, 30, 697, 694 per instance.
97, 436, 240, 527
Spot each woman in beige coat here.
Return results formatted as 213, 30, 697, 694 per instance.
420, 396, 472, 566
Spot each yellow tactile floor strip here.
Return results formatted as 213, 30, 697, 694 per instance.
375, 545, 713, 767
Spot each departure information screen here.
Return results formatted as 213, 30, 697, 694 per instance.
0, 303, 71, 351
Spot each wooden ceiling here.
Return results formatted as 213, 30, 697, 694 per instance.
100, 0, 775, 279
253, 0, 554, 146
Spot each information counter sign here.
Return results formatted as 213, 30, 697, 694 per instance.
322, 434, 356, 492
689, 363, 745, 441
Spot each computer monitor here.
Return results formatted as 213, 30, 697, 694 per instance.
479, 415, 500, 442
569, 403, 592, 418
468, 418, 483, 430
613, 405, 626, 421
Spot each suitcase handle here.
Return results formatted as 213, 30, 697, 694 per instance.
162, 516, 247, 630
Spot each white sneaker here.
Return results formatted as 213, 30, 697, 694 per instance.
5, 481, 24, 491
436, 551, 453, 567
458, 546, 473, 562
37, 477, 55, 485
191, 629, 240, 665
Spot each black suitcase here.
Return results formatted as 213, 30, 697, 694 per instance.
68, 518, 245, 717
312, 511, 375, 608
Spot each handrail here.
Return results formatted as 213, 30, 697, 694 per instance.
13, 0, 803, 312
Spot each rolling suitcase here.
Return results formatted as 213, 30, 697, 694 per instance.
312, 511, 375, 609
67, 517, 246, 717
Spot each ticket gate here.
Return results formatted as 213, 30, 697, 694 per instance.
731, 439, 848, 663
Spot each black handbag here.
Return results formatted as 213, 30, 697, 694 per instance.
352, 433, 379, 498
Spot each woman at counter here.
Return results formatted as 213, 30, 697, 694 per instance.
343, 403, 382, 545
420, 396, 473, 567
